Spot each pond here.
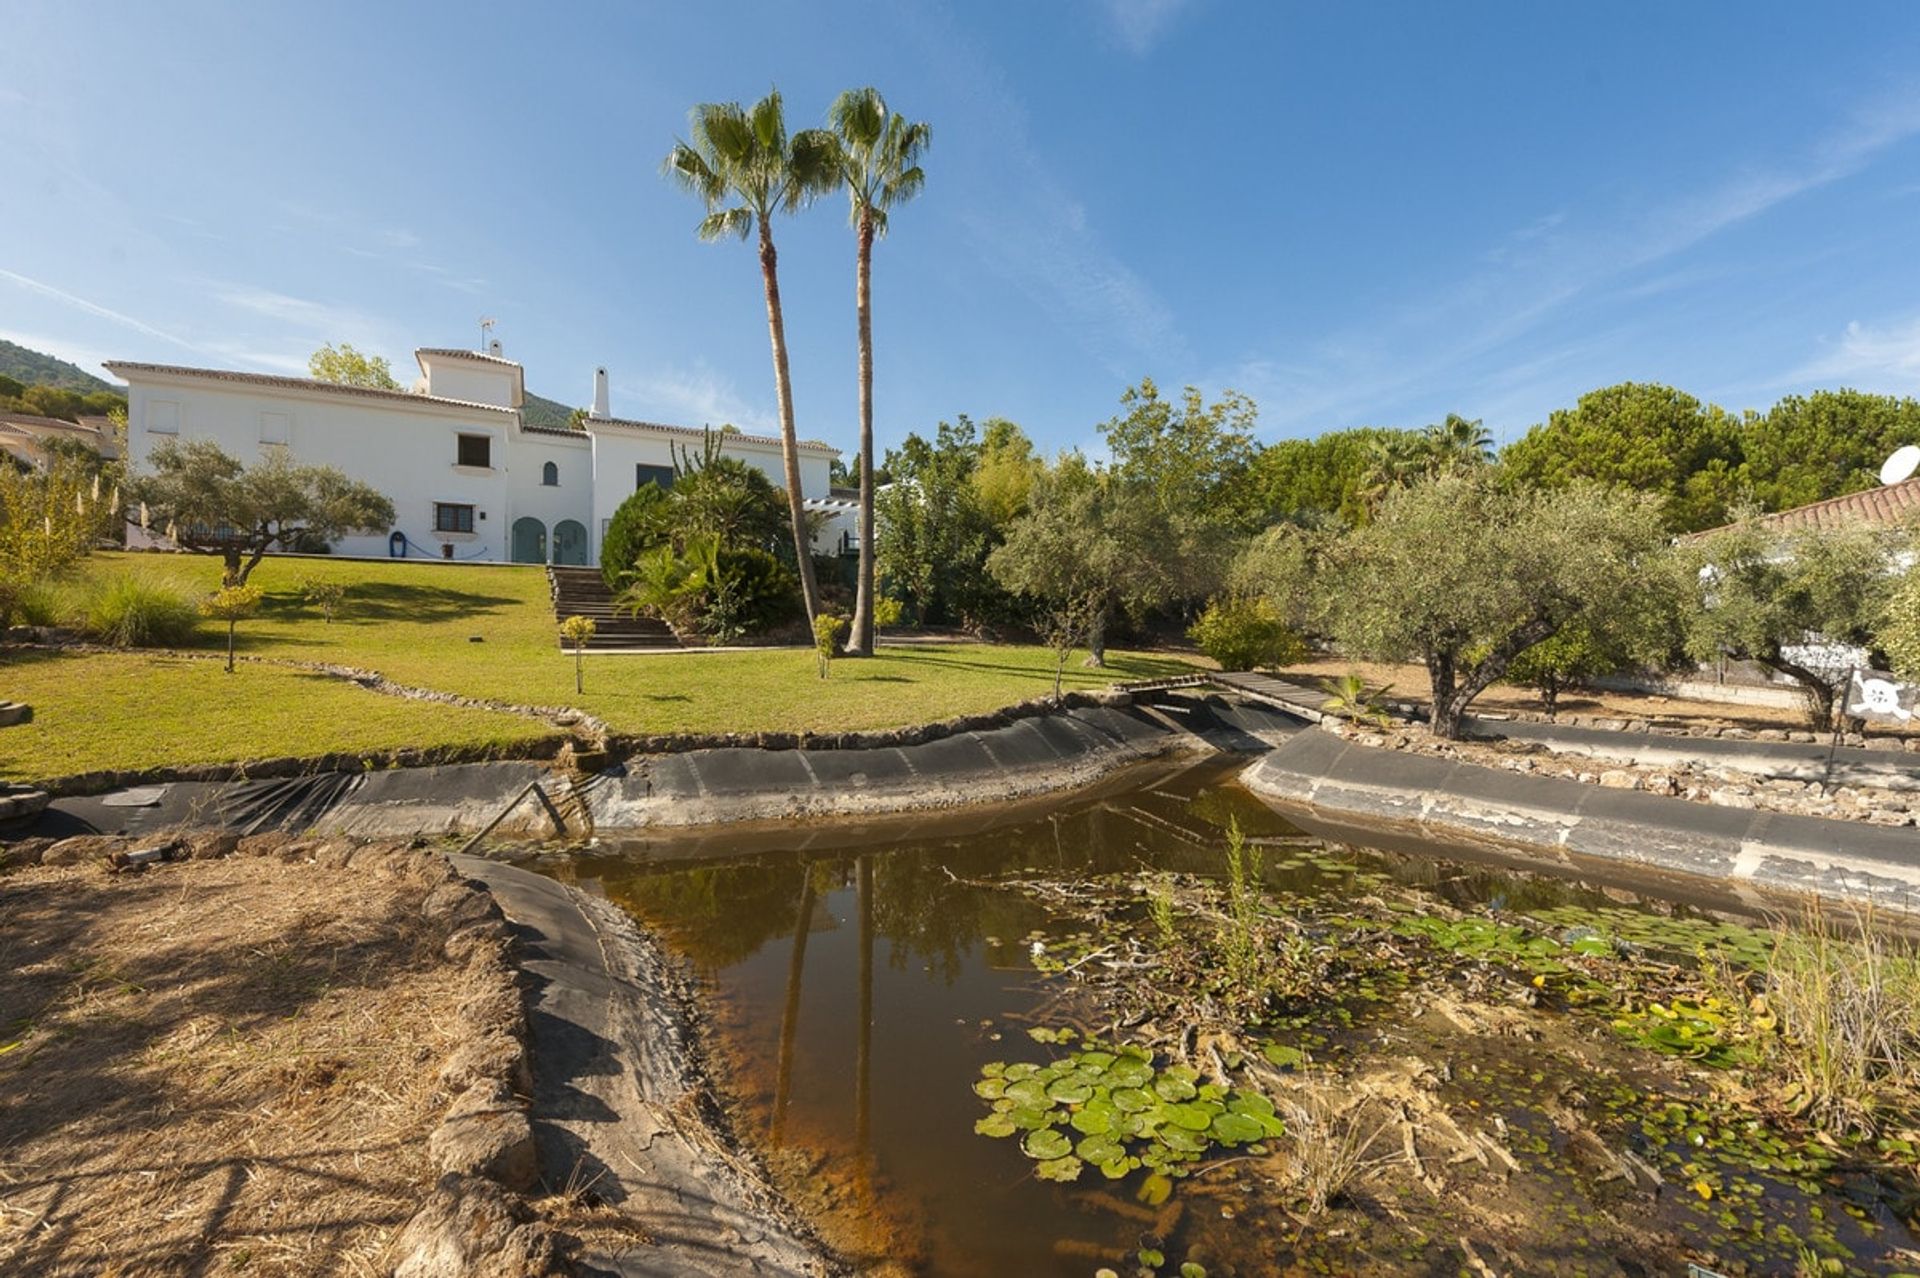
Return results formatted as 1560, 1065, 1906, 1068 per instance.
540, 756, 1920, 1277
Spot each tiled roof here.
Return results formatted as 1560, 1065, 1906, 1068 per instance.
102, 361, 517, 415
1691, 478, 1920, 538
0, 412, 102, 434
415, 347, 521, 367
586, 414, 837, 455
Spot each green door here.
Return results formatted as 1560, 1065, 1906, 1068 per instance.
553, 519, 588, 566
510, 517, 547, 563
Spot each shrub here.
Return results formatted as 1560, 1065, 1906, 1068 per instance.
599, 484, 671, 591
12, 580, 67, 628
300, 576, 348, 622
201, 584, 263, 673
873, 595, 905, 629
1188, 596, 1305, 672
814, 612, 847, 679
713, 547, 799, 637
83, 574, 201, 648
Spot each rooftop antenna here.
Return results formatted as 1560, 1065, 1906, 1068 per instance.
478, 315, 497, 353
1879, 445, 1920, 486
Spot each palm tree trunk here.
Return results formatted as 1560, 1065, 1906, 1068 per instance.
771, 860, 815, 1148
846, 213, 877, 657
758, 220, 823, 622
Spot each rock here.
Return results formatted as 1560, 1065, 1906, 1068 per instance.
41, 835, 124, 866
186, 831, 241, 860
1756, 729, 1789, 742
1864, 738, 1905, 753
392, 1174, 565, 1278
437, 1030, 532, 1096
1642, 773, 1679, 796
0, 837, 52, 868
1597, 769, 1639, 790
445, 919, 513, 966
1708, 788, 1756, 809
423, 880, 499, 929
1790, 731, 1818, 744
429, 1081, 538, 1191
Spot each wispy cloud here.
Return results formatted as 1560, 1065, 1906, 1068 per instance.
1790, 314, 1920, 390
1099, 0, 1198, 56
899, 5, 1187, 377
0, 266, 196, 350
212, 284, 380, 335
613, 364, 775, 434
1221, 81, 1920, 436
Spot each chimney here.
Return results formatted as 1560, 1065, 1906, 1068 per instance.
591, 367, 609, 420
488, 338, 504, 358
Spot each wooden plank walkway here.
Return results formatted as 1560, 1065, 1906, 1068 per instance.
1202, 671, 1329, 722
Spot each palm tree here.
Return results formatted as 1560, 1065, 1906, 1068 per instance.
1421, 413, 1493, 474
828, 87, 930, 657
664, 89, 837, 621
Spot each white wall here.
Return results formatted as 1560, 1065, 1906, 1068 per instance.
415, 353, 518, 407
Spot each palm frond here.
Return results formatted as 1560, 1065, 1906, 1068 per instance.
696, 207, 755, 242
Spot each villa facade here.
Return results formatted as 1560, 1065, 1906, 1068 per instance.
106, 345, 842, 567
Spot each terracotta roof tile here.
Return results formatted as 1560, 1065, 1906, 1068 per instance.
585, 414, 837, 456
1691, 479, 1920, 538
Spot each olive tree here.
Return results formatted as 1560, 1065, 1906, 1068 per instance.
130, 439, 394, 585
987, 458, 1183, 668
1682, 518, 1895, 731
1316, 472, 1674, 739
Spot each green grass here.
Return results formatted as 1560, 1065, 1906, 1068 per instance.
0, 648, 554, 782
0, 552, 1197, 782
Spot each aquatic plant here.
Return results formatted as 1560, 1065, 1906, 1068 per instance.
1275, 1089, 1399, 1215
1219, 820, 1266, 999
971, 1040, 1285, 1189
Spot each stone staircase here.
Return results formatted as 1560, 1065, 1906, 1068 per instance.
548, 566, 679, 651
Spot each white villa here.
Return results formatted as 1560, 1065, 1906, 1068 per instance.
107, 343, 846, 568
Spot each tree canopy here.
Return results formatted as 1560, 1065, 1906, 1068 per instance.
130, 438, 395, 584
308, 343, 400, 390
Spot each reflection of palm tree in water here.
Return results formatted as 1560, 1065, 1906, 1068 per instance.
854, 853, 874, 1205
771, 859, 815, 1147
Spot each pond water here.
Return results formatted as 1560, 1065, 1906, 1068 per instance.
542, 756, 1920, 1276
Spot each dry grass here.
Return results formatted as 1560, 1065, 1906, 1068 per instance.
1761, 903, 1920, 1136
0, 854, 484, 1276
1274, 1088, 1401, 1216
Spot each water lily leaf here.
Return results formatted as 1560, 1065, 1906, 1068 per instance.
1160, 1126, 1210, 1153
1167, 1103, 1215, 1131
974, 1113, 1017, 1138
1227, 1092, 1276, 1118
1097, 1155, 1133, 1180
1111, 1086, 1154, 1113
1022, 1128, 1072, 1160
1071, 1103, 1114, 1135
1076, 1133, 1125, 1165
980, 1061, 1006, 1078
1132, 1171, 1170, 1207
1153, 1074, 1198, 1102
1004, 1079, 1051, 1107
1209, 1112, 1265, 1144
1261, 1042, 1307, 1069
1034, 1154, 1083, 1182
973, 1078, 1007, 1101
1076, 1050, 1116, 1069
1007, 1105, 1053, 1130
1139, 1247, 1166, 1266
1180, 1264, 1207, 1278
1106, 1058, 1154, 1088
1046, 1078, 1093, 1104
1003, 1063, 1041, 1082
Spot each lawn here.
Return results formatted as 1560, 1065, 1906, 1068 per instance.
0, 648, 556, 782
1, 552, 1197, 782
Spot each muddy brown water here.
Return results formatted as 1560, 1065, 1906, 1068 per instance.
538, 757, 1920, 1276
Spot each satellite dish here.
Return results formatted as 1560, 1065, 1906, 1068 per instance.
1880, 445, 1920, 486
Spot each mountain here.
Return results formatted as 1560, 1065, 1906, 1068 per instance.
521, 389, 582, 430
0, 339, 118, 394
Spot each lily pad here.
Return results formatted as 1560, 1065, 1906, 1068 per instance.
1034, 1154, 1083, 1182
1076, 1133, 1126, 1165
1022, 1128, 1072, 1160
1209, 1112, 1265, 1144
1111, 1086, 1154, 1113
1153, 1074, 1198, 1102
1106, 1058, 1155, 1088
974, 1113, 1017, 1138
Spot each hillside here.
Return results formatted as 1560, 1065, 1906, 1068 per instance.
521, 389, 581, 430
0, 339, 118, 394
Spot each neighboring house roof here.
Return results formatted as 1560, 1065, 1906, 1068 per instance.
1690, 478, 1920, 539
804, 496, 860, 513
102, 361, 518, 415
0, 413, 118, 459
414, 347, 522, 367
586, 414, 838, 456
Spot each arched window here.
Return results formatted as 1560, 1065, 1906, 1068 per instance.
541, 461, 559, 486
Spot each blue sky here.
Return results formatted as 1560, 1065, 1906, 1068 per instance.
5, 2, 1920, 457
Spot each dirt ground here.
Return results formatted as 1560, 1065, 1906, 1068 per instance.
0, 853, 481, 1277
1282, 656, 1824, 732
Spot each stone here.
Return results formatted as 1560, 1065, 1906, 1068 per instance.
392, 1174, 563, 1278
1756, 729, 1789, 742
1642, 773, 1679, 796
237, 832, 293, 858
423, 880, 499, 929
1597, 769, 1639, 790
0, 837, 52, 868
1867, 809, 1914, 827
437, 1030, 532, 1096
429, 1080, 539, 1191
186, 831, 241, 860
1708, 788, 1756, 809
444, 919, 513, 966
41, 835, 124, 866
1864, 738, 1905, 753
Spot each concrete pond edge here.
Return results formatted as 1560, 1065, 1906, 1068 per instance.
1242, 730, 1920, 915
